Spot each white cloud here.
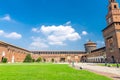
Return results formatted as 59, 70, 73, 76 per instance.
49, 41, 65, 46
30, 37, 48, 50
0, 30, 4, 35
40, 25, 81, 45
48, 35, 66, 45
65, 21, 71, 25
30, 41, 48, 48
82, 31, 88, 35
0, 14, 11, 21
31, 22, 88, 49
5, 32, 22, 39
32, 28, 40, 33
0, 30, 22, 39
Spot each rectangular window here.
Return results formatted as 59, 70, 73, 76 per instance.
114, 5, 117, 9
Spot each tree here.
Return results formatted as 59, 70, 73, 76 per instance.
36, 57, 42, 62
23, 54, 32, 63
32, 59, 35, 62
2, 57, 8, 63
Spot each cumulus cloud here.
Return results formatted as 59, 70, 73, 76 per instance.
40, 25, 81, 45
5, 32, 22, 39
0, 14, 11, 21
0, 30, 4, 35
30, 37, 48, 50
31, 22, 88, 49
82, 31, 88, 35
0, 30, 22, 39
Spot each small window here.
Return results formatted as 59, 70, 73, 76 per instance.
114, 5, 117, 9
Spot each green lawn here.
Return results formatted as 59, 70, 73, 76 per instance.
97, 63, 120, 67
0, 63, 111, 80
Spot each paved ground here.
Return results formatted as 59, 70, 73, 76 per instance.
74, 63, 120, 80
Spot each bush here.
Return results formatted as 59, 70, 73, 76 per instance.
2, 57, 8, 63
24, 54, 33, 63
36, 57, 42, 62
108, 64, 112, 67
32, 59, 35, 62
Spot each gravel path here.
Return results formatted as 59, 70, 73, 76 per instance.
74, 63, 120, 80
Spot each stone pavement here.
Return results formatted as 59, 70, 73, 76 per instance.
74, 63, 120, 80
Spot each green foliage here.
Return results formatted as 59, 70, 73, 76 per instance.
23, 54, 33, 63
98, 63, 120, 67
2, 57, 7, 63
36, 57, 42, 62
32, 59, 35, 62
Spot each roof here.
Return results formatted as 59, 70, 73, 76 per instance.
85, 40, 96, 45
91, 47, 106, 53
0, 40, 30, 52
31, 50, 85, 52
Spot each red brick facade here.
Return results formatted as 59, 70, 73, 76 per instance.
0, 41, 30, 63
32, 51, 85, 62
103, 0, 120, 63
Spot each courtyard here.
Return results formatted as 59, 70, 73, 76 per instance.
74, 63, 120, 80
0, 63, 111, 80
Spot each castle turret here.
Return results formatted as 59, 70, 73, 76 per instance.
84, 40, 97, 54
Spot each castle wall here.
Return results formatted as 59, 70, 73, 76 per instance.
0, 41, 30, 63
85, 47, 106, 63
32, 51, 85, 62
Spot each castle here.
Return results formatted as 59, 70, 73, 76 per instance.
0, 0, 120, 63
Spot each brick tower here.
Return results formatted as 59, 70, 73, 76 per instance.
103, 0, 120, 63
84, 40, 97, 54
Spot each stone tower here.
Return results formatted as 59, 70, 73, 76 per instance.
103, 0, 120, 63
84, 40, 97, 54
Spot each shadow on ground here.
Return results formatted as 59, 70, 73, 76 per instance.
113, 76, 120, 80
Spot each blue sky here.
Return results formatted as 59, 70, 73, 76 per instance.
0, 0, 119, 51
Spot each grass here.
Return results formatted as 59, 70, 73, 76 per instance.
0, 63, 112, 80
97, 63, 120, 67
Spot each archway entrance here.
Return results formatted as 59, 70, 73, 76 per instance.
60, 58, 65, 62
1, 56, 4, 62
111, 56, 115, 63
